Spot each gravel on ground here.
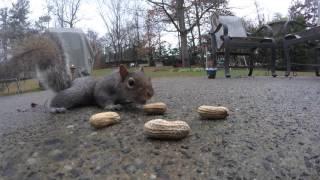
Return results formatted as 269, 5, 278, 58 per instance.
0, 76, 320, 179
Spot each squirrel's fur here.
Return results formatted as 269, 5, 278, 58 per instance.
11, 34, 154, 111
50, 66, 154, 110
11, 34, 72, 92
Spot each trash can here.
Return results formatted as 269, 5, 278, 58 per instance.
206, 68, 217, 79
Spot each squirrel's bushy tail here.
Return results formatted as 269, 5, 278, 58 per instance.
11, 34, 72, 92
36, 62, 72, 92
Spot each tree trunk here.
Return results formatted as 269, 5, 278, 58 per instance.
186, 13, 196, 54
195, 0, 204, 68
149, 50, 154, 66
2, 39, 8, 62
158, 31, 162, 59
0, 9, 8, 62
180, 31, 189, 67
176, 0, 188, 67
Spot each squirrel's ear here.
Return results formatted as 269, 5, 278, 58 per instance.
119, 64, 128, 81
139, 66, 144, 73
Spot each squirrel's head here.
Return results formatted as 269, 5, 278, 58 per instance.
119, 65, 154, 104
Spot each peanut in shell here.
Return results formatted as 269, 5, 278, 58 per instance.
143, 102, 167, 115
197, 105, 229, 119
89, 112, 120, 128
144, 119, 190, 140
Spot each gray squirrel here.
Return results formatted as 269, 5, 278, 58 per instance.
49, 65, 154, 113
10, 34, 154, 112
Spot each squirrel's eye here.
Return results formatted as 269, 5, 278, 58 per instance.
127, 78, 135, 88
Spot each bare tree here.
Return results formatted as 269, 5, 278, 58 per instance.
0, 8, 9, 62
144, 9, 157, 65
8, 0, 30, 40
0, 0, 31, 78
186, 12, 196, 56
86, 29, 107, 68
48, 0, 82, 28
289, 0, 319, 25
254, 0, 265, 27
86, 30, 102, 59
129, 2, 144, 64
35, 15, 51, 31
190, 0, 231, 67
98, 0, 129, 63
146, 0, 223, 67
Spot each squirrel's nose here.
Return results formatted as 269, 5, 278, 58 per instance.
146, 91, 153, 99
141, 99, 147, 104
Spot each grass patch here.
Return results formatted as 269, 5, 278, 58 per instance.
91, 66, 316, 78
92, 68, 114, 77
0, 66, 316, 96
0, 79, 41, 96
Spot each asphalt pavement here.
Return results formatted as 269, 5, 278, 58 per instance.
0, 76, 320, 179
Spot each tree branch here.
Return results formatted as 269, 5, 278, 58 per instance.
185, 4, 215, 32
146, 0, 173, 9
147, 0, 181, 33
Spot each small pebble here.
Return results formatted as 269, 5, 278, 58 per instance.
265, 155, 274, 162
181, 145, 189, 149
152, 150, 160, 156
67, 125, 75, 129
150, 174, 157, 179
26, 158, 37, 165
64, 165, 73, 171
121, 147, 131, 154
89, 132, 98, 136
298, 142, 304, 145
18, 141, 26, 145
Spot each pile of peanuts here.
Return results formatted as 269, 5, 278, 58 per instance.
89, 102, 229, 140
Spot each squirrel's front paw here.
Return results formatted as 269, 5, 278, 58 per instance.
104, 104, 123, 111
49, 107, 67, 113
124, 103, 140, 110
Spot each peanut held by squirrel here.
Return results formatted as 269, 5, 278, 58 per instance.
49, 65, 154, 113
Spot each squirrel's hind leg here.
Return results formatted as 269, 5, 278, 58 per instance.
50, 86, 92, 111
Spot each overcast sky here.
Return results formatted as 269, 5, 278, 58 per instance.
1, 0, 294, 41
229, 0, 293, 22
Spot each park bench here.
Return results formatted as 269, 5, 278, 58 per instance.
282, 24, 320, 76
210, 15, 277, 78
256, 20, 320, 77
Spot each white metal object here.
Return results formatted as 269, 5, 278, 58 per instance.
318, 0, 320, 25
46, 28, 94, 77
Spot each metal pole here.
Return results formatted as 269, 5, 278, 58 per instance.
205, 45, 208, 69
318, 0, 320, 25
